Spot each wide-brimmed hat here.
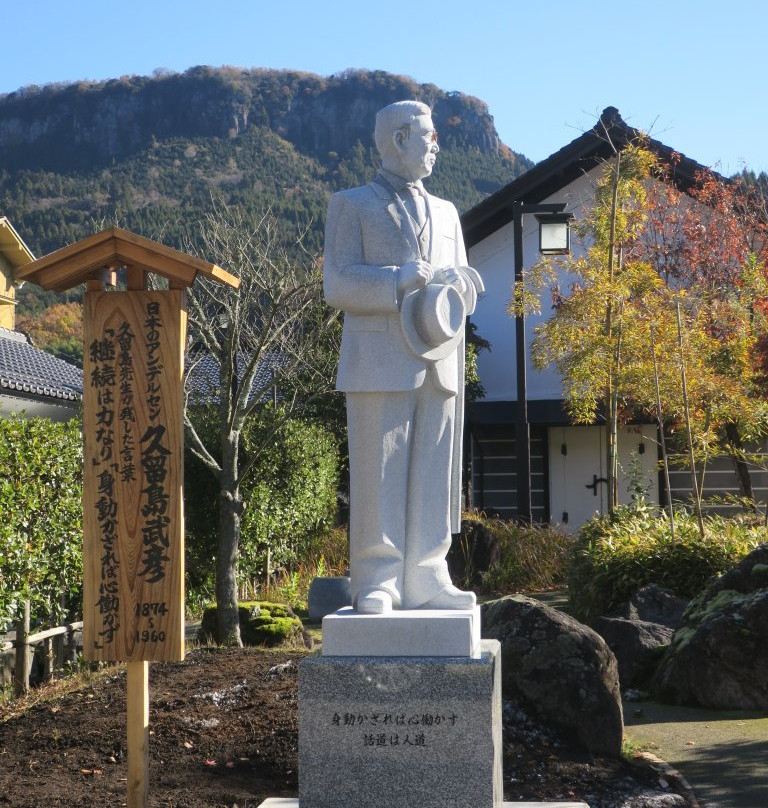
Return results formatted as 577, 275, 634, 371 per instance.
400, 283, 466, 361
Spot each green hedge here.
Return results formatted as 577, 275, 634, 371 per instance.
185, 406, 340, 591
568, 505, 766, 621
0, 416, 83, 628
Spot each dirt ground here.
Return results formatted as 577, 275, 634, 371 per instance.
0, 647, 690, 808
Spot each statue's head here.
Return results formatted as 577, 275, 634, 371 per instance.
375, 100, 439, 182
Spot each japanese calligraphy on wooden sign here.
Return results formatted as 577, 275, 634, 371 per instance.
83, 290, 186, 662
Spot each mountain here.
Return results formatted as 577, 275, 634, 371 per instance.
0, 66, 532, 311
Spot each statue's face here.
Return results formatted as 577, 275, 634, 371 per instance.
394, 114, 439, 181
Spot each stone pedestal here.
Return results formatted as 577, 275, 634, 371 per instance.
321, 605, 481, 658
298, 639, 503, 808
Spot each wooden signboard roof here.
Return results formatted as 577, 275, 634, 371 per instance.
15, 226, 240, 291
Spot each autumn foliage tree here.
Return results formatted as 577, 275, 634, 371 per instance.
520, 139, 768, 517
16, 301, 84, 366
639, 161, 768, 503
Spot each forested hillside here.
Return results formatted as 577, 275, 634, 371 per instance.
0, 66, 532, 315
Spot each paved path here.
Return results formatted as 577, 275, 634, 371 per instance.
624, 699, 768, 808
526, 592, 768, 808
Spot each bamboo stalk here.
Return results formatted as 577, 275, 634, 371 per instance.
26, 621, 84, 645
676, 302, 705, 537
610, 299, 625, 510
605, 152, 622, 511
650, 322, 675, 537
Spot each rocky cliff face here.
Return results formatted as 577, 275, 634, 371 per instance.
0, 66, 508, 173
0, 66, 530, 263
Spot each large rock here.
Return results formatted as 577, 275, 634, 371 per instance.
613, 583, 689, 628
591, 585, 689, 688
652, 545, 768, 709
481, 595, 623, 756
591, 615, 673, 689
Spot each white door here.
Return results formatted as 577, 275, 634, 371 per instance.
548, 424, 659, 531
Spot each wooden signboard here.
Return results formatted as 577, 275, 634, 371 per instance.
83, 289, 186, 662
16, 227, 239, 808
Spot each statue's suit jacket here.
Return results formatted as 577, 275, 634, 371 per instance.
324, 179, 480, 534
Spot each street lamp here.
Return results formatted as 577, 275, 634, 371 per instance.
536, 212, 572, 255
512, 202, 572, 523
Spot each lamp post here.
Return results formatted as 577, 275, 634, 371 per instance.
512, 201, 571, 523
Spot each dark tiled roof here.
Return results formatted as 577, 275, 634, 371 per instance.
185, 351, 284, 405
0, 327, 83, 401
462, 106, 718, 248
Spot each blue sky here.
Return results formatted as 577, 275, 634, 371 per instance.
4, 0, 767, 174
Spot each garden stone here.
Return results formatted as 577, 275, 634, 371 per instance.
591, 585, 690, 688
0, 645, 35, 689
591, 615, 673, 689
615, 795, 687, 807
307, 576, 351, 622
611, 584, 689, 628
652, 544, 768, 709
481, 594, 623, 756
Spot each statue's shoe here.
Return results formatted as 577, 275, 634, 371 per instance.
356, 589, 393, 614
420, 585, 476, 611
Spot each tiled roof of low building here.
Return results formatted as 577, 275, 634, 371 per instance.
185, 350, 284, 405
0, 327, 83, 401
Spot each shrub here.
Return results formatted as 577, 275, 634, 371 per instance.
568, 503, 766, 621
260, 526, 349, 613
185, 405, 340, 597
0, 416, 83, 628
454, 512, 573, 595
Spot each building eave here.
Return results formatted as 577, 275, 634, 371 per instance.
461, 106, 718, 248
0, 217, 35, 269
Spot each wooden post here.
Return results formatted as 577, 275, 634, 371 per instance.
13, 600, 31, 697
42, 635, 54, 682
65, 623, 78, 667
127, 660, 149, 808
53, 596, 66, 671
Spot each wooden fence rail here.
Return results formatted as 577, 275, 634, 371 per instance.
1, 600, 83, 696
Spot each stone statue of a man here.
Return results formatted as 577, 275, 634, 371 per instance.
324, 100, 484, 615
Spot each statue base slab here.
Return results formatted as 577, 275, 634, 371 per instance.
321, 605, 481, 658
297, 640, 503, 808
257, 802, 589, 808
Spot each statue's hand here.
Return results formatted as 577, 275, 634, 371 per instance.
397, 260, 433, 297
433, 266, 468, 296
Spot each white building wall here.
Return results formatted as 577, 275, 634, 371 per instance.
468, 169, 597, 402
